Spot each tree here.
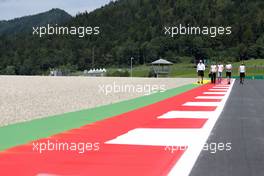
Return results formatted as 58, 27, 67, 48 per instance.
4, 66, 16, 75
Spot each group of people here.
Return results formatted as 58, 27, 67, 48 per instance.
197, 60, 246, 85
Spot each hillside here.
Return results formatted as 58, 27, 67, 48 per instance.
73, 0, 264, 63
0, 0, 264, 75
0, 8, 72, 36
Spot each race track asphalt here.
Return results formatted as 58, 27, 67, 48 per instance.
190, 80, 264, 176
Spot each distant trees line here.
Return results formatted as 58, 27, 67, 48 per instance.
0, 0, 263, 75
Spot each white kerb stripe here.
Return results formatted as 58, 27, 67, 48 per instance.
106, 80, 235, 176
106, 128, 206, 146
213, 86, 229, 88
203, 92, 226, 95
195, 96, 224, 99
183, 102, 220, 107
158, 111, 215, 119
209, 89, 228, 91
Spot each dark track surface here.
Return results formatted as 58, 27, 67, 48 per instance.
190, 80, 264, 176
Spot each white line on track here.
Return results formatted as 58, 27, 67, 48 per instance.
168, 80, 235, 176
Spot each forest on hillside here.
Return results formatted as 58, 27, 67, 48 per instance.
0, 0, 263, 75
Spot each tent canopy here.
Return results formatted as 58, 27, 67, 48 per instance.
151, 59, 173, 65
151, 59, 173, 77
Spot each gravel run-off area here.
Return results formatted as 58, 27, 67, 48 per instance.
0, 76, 196, 127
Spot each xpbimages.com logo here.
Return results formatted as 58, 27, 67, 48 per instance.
32, 140, 100, 154
32, 24, 100, 38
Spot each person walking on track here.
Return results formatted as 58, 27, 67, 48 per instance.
239, 63, 246, 84
225, 63, 232, 84
210, 63, 217, 84
197, 60, 205, 84
217, 62, 224, 84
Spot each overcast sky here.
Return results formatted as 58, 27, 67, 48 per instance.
0, 0, 112, 20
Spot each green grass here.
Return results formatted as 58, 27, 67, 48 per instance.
107, 59, 264, 78
231, 59, 264, 76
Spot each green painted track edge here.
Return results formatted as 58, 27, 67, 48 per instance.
0, 83, 199, 151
